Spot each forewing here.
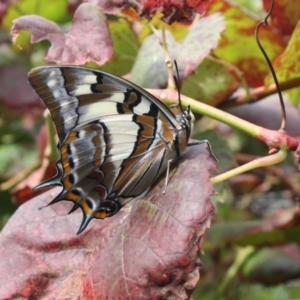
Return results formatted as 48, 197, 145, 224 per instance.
28, 66, 179, 142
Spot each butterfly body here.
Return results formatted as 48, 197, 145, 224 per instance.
29, 66, 194, 233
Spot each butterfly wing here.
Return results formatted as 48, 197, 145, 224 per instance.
29, 66, 180, 142
29, 66, 187, 233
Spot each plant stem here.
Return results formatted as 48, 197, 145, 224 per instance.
150, 88, 299, 151
211, 149, 288, 184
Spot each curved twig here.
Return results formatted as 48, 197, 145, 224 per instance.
255, 0, 287, 131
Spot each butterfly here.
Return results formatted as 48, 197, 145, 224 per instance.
28, 66, 214, 234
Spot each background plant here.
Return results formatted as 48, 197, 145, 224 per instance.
0, 0, 300, 299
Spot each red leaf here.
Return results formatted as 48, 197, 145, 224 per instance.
0, 143, 217, 298
263, 0, 300, 35
179, 13, 225, 78
11, 160, 57, 206
0, 0, 10, 24
141, 0, 211, 24
11, 3, 113, 65
88, 0, 212, 24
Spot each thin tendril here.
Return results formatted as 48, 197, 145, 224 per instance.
255, 0, 287, 131
173, 60, 183, 112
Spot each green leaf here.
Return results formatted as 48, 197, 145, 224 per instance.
241, 246, 300, 284
99, 19, 139, 75
265, 20, 300, 106
207, 0, 285, 87
181, 57, 240, 106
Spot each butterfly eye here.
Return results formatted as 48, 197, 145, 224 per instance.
185, 113, 192, 122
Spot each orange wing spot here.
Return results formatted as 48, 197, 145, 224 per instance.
93, 149, 102, 166
60, 145, 68, 160
93, 211, 112, 219
65, 131, 78, 143
65, 191, 82, 202
80, 200, 93, 215
62, 175, 73, 190
61, 158, 71, 174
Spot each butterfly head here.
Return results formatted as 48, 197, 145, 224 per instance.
170, 104, 194, 138
181, 105, 194, 139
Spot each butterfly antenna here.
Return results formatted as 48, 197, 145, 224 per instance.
173, 61, 183, 112
255, 0, 286, 132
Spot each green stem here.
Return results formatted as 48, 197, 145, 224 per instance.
154, 89, 262, 137
0, 160, 41, 191
216, 246, 255, 298
211, 148, 287, 184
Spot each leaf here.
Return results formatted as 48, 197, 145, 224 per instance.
10, 3, 113, 65
87, 0, 131, 15
177, 13, 225, 78
193, 129, 237, 195
181, 57, 240, 106
99, 18, 139, 75
0, 0, 10, 24
205, 208, 300, 249
0, 143, 217, 298
130, 13, 225, 88
263, 0, 300, 35
207, 0, 286, 87
140, 0, 211, 24
241, 244, 300, 284
3, 0, 70, 52
88, 0, 211, 24
0, 63, 43, 113
265, 20, 300, 106
3, 0, 70, 32
129, 30, 174, 88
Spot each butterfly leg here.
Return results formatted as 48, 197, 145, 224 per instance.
188, 140, 218, 162
163, 158, 176, 194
